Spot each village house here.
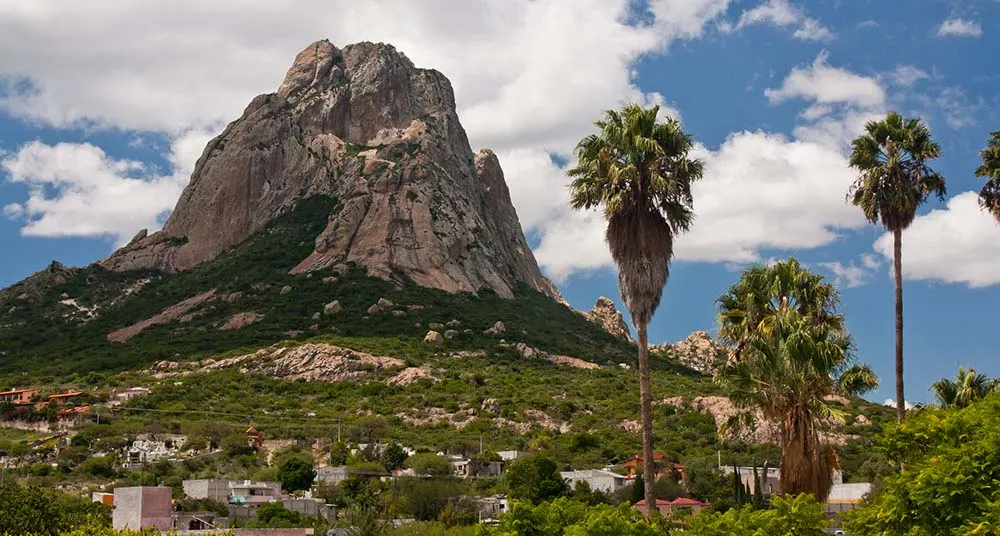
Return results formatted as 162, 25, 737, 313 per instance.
0, 388, 38, 405
560, 469, 631, 495
115, 387, 151, 402
47, 390, 82, 406
825, 482, 873, 513
245, 426, 264, 449
616, 454, 685, 481
635, 497, 711, 518
315, 465, 350, 486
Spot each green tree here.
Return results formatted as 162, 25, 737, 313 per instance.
567, 104, 703, 510
409, 453, 453, 478
975, 130, 1000, 222
331, 440, 349, 466
481, 498, 662, 536
847, 111, 945, 422
381, 443, 407, 472
504, 456, 570, 504
931, 365, 999, 408
844, 393, 1000, 535
254, 502, 302, 527
717, 258, 879, 501
279, 457, 317, 493
0, 483, 110, 536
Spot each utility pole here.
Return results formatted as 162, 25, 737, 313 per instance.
337, 418, 341, 443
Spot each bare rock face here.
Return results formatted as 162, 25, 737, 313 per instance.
100, 40, 561, 301
584, 297, 634, 343
147, 343, 404, 383
653, 331, 727, 375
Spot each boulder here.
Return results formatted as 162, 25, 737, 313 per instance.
484, 321, 506, 336
324, 300, 342, 315
424, 330, 443, 345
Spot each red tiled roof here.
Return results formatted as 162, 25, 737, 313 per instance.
635, 497, 709, 507
48, 391, 82, 399
670, 497, 708, 506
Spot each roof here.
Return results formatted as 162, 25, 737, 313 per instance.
560, 469, 628, 480
827, 482, 872, 504
0, 388, 37, 396
635, 497, 709, 507
48, 391, 82, 399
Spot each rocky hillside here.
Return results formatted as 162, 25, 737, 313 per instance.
101, 40, 559, 301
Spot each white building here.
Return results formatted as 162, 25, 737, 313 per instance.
560, 469, 630, 495
826, 482, 872, 513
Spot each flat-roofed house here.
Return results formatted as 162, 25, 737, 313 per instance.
0, 388, 38, 405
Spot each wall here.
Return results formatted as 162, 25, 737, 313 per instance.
112, 487, 172, 531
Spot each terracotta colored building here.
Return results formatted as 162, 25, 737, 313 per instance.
618, 454, 686, 480
635, 497, 711, 517
0, 388, 38, 405
48, 391, 82, 406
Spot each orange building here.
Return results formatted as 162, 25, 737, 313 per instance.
0, 388, 38, 405
618, 454, 686, 480
48, 391, 82, 406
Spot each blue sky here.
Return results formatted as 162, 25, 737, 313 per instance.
1, 0, 998, 404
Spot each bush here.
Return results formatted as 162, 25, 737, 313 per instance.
844, 393, 1000, 536
409, 453, 453, 477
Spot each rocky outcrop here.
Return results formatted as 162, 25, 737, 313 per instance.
219, 312, 264, 330
107, 290, 217, 343
584, 297, 634, 343
147, 343, 404, 382
0, 261, 79, 309
100, 40, 561, 301
653, 331, 727, 375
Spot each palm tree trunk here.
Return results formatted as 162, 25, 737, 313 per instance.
637, 323, 656, 515
893, 228, 904, 423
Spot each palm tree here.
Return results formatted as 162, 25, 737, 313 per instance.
848, 112, 946, 422
975, 131, 1000, 222
568, 104, 703, 511
717, 258, 878, 501
931, 366, 999, 408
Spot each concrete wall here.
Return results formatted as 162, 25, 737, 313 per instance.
183, 479, 231, 502
112, 487, 172, 530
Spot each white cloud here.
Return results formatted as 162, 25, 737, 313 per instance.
873, 192, 1000, 288
819, 253, 883, 289
857, 20, 879, 30
935, 86, 983, 129
0, 0, 733, 257
2, 203, 24, 219
728, 0, 834, 42
936, 18, 983, 38
537, 52, 883, 277
0, 130, 214, 244
883, 399, 916, 410
886, 65, 930, 87
764, 51, 885, 108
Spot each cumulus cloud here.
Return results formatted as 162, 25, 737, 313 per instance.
537, 51, 882, 277
764, 51, 885, 108
873, 192, 1000, 288
0, 0, 733, 250
726, 0, 834, 42
0, 130, 214, 244
936, 18, 983, 38
883, 399, 916, 410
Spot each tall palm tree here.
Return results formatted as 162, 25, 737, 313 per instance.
975, 131, 1000, 222
848, 112, 946, 422
931, 366, 999, 408
568, 104, 703, 511
717, 258, 878, 501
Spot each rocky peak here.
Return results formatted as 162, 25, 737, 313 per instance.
584, 297, 634, 343
653, 331, 727, 375
99, 40, 561, 301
